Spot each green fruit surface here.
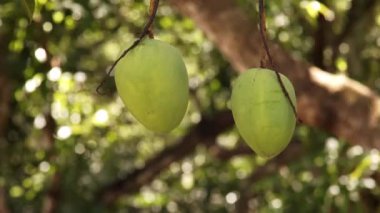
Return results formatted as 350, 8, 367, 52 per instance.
231, 68, 296, 158
115, 39, 189, 133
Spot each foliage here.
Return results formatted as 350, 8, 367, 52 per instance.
0, 0, 379, 212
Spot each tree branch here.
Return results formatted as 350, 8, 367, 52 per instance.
0, 35, 12, 213
98, 111, 234, 205
41, 114, 60, 213
169, 0, 380, 149
312, 0, 328, 69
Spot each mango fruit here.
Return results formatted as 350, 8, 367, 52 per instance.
115, 39, 189, 133
231, 68, 296, 158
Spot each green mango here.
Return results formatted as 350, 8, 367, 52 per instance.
231, 68, 296, 158
115, 39, 189, 133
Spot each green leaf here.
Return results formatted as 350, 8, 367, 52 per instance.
21, 0, 35, 21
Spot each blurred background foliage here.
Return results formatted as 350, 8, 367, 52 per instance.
0, 0, 379, 212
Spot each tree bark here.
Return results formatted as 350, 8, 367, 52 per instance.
0, 33, 12, 213
169, 0, 380, 149
0, 72, 11, 213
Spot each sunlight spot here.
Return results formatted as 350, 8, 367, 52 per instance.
57, 126, 72, 140
362, 178, 376, 189
34, 114, 46, 129
167, 201, 178, 213
93, 109, 109, 125
39, 161, 50, 172
274, 14, 289, 27
347, 178, 358, 191
279, 167, 290, 177
369, 150, 380, 170
181, 173, 194, 190
310, 1, 321, 11
70, 113, 81, 124
24, 75, 43, 93
189, 77, 200, 89
300, 0, 334, 21
217, 133, 238, 149
58, 73, 73, 92
52, 11, 65, 24
301, 171, 313, 182
194, 153, 206, 166
336, 57, 348, 72
10, 186, 24, 198
90, 162, 102, 174
190, 112, 201, 124
47, 67, 62, 81
339, 43, 350, 54
42, 22, 53, 32
339, 175, 349, 185
370, 150, 380, 164
74, 72, 87, 82
51, 102, 69, 119
142, 190, 155, 203
326, 137, 339, 151
34, 48, 47, 62
328, 185, 340, 196
181, 161, 193, 173
226, 192, 238, 204
347, 145, 363, 158
271, 198, 282, 209
279, 31, 289, 42
75, 143, 86, 155
170, 163, 180, 173
349, 192, 359, 201
291, 181, 303, 192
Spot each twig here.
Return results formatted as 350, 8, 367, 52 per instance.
258, 0, 299, 121
148, 0, 156, 38
96, 0, 160, 95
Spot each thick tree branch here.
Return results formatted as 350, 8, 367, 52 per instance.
98, 111, 234, 205
169, 0, 380, 149
42, 114, 60, 213
313, 5, 328, 69
0, 35, 12, 213
0, 188, 9, 213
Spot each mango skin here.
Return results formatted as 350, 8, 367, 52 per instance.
231, 68, 296, 158
115, 39, 189, 133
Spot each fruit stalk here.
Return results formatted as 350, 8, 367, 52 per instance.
258, 0, 298, 120
96, 0, 160, 95
147, 0, 158, 38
